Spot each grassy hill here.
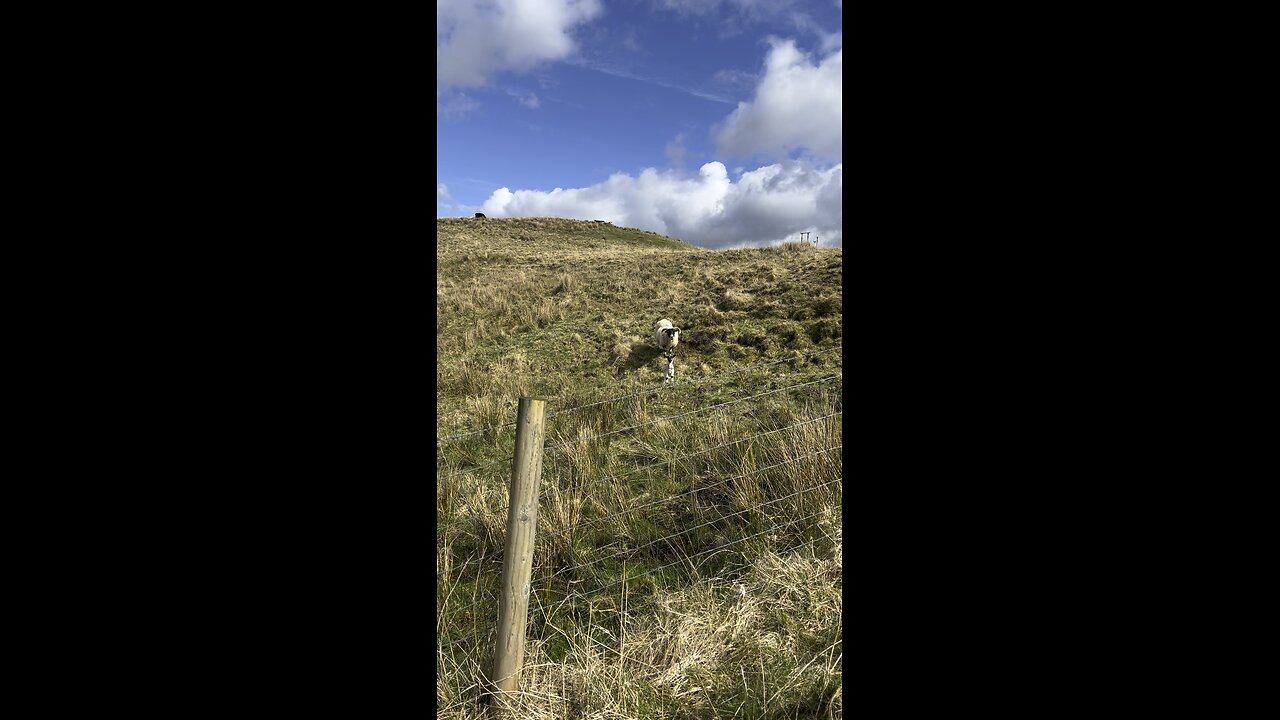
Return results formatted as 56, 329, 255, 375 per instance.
437, 217, 843, 719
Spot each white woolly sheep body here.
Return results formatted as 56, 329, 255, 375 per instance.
654, 319, 680, 382
653, 319, 680, 353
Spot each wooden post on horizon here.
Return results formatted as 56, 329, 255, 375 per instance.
489, 396, 548, 706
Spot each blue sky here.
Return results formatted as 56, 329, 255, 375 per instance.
437, 0, 843, 249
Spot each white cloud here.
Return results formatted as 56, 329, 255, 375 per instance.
786, 11, 842, 53
656, 0, 799, 19
579, 61, 733, 103
480, 160, 841, 249
714, 39, 842, 161
664, 133, 687, 170
621, 25, 643, 53
712, 68, 758, 89
437, 182, 492, 218
728, 0, 800, 17
818, 30, 842, 54
437, 0, 603, 88
436, 90, 480, 120
506, 89, 541, 109
655, 0, 723, 15
437, 183, 460, 217
655, 0, 810, 38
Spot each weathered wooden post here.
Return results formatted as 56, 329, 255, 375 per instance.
490, 396, 548, 701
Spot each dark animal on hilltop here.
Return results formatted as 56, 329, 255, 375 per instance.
474, 212, 487, 219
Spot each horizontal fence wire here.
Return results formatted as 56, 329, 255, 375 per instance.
434, 345, 841, 446
437, 455, 514, 482
438, 500, 838, 648
543, 345, 843, 421
435, 548, 507, 627
436, 358, 843, 650
438, 376, 839, 501
540, 419, 843, 540
571, 504, 838, 599
436, 419, 520, 446
437, 376, 838, 490
543, 374, 840, 454
437, 444, 841, 625
537, 444, 842, 586
544, 474, 841, 586
540, 450, 839, 579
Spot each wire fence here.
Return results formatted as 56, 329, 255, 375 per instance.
435, 345, 841, 446
541, 374, 838, 454
437, 366, 842, 633
437, 380, 836, 484
435, 440, 840, 629
435, 345, 840, 494
566, 501, 839, 599
535, 444, 842, 589
539, 411, 842, 538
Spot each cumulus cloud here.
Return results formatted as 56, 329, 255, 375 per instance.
714, 39, 842, 161
437, 0, 603, 88
480, 160, 841, 249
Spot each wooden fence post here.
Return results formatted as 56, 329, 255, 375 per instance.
490, 396, 548, 701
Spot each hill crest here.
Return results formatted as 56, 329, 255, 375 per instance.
437, 216, 700, 254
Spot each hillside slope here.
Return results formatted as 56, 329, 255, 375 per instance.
436, 217, 842, 433
436, 217, 843, 719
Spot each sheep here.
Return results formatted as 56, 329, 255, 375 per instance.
653, 319, 681, 382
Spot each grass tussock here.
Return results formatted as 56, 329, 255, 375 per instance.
438, 217, 842, 718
